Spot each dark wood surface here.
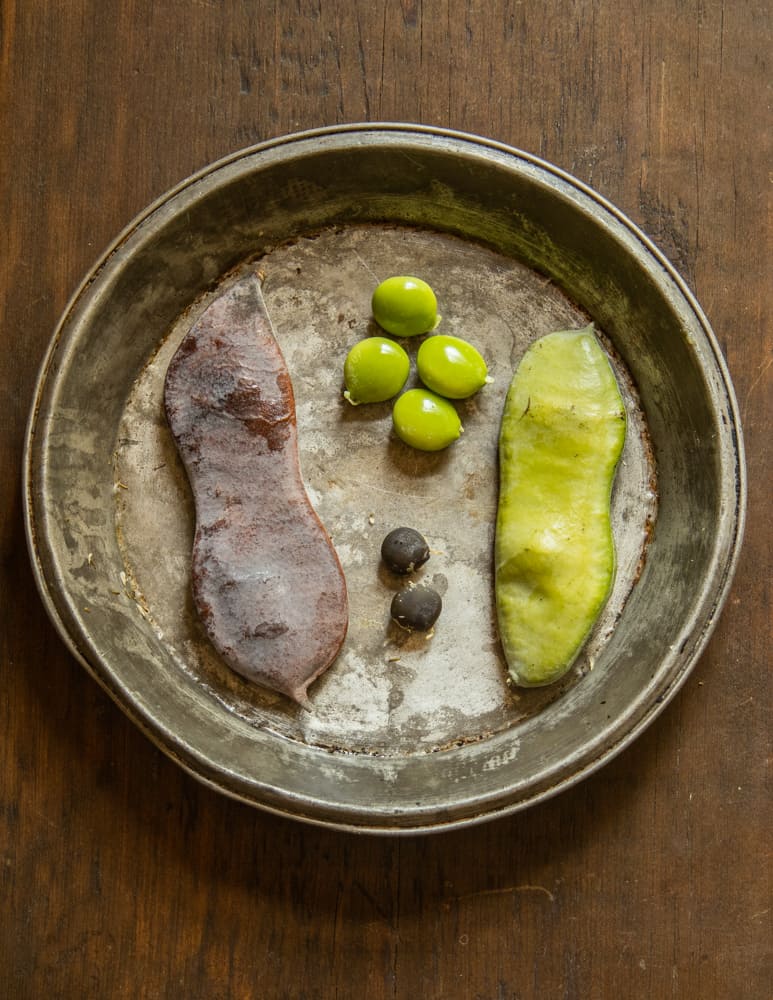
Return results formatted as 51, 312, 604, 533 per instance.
2, 2, 770, 997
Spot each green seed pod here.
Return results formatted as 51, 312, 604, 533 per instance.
495, 325, 626, 686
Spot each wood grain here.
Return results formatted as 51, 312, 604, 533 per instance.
1, 1, 770, 998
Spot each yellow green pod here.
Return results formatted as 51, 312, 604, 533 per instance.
495, 325, 626, 687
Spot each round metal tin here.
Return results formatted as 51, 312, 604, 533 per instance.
23, 125, 745, 833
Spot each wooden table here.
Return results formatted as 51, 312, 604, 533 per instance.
2, 3, 770, 997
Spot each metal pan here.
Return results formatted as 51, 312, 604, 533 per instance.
23, 125, 745, 833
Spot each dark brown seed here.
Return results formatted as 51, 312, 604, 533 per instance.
381, 527, 430, 575
390, 585, 442, 632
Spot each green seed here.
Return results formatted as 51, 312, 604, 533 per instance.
343, 337, 410, 405
417, 334, 491, 399
372, 276, 440, 338
392, 388, 462, 451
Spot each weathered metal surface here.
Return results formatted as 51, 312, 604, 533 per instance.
23, 125, 745, 832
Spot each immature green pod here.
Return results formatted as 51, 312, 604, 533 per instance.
495, 325, 626, 687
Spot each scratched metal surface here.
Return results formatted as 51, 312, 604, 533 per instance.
24, 127, 745, 831
114, 225, 656, 754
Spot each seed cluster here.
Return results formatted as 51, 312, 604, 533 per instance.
342, 276, 492, 452
380, 526, 442, 633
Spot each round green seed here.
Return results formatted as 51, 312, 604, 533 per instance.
372, 276, 440, 338
416, 334, 491, 399
392, 388, 463, 451
343, 337, 410, 405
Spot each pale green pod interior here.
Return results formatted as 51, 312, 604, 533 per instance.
495, 325, 627, 686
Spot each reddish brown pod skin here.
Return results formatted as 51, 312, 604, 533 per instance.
164, 273, 348, 708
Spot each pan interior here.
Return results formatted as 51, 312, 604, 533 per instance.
114, 223, 657, 756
